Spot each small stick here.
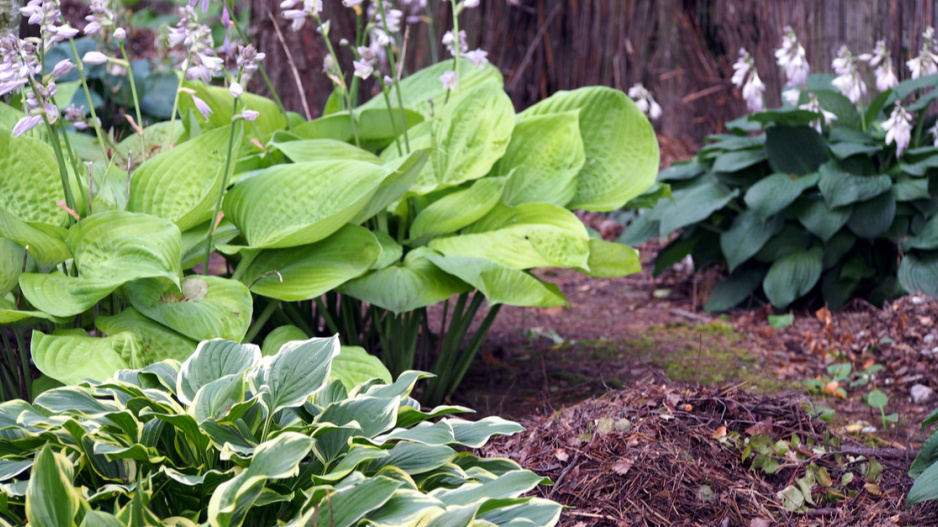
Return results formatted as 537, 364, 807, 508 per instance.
265, 7, 311, 120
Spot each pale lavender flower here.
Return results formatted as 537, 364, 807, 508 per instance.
463, 48, 488, 67
282, 0, 323, 32
353, 60, 374, 79
242, 110, 259, 121
12, 115, 42, 136
0, 36, 41, 96
831, 45, 866, 103
628, 83, 662, 120
440, 70, 457, 90
907, 28, 938, 79
114, 27, 126, 40
883, 102, 912, 158
442, 30, 467, 57
84, 0, 117, 38
343, 0, 363, 6
775, 26, 810, 87
799, 94, 836, 133
189, 92, 213, 119
464, 0, 479, 7
229, 82, 243, 98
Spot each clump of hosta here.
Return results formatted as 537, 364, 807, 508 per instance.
0, 335, 560, 526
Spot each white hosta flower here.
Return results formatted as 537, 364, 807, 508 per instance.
628, 83, 663, 120
463, 48, 488, 67
442, 30, 467, 57
440, 70, 457, 90
229, 82, 243, 98
242, 110, 259, 121
907, 27, 938, 79
731, 48, 764, 112
775, 26, 810, 87
731, 48, 751, 87
799, 94, 837, 133
282, 0, 323, 32
866, 41, 898, 91
831, 45, 866, 103
782, 88, 800, 106
353, 60, 374, 79
114, 27, 126, 40
464, 0, 479, 7
343, 0, 363, 6
82, 51, 109, 65
883, 102, 912, 158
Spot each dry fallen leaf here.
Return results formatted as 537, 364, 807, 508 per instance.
712, 426, 727, 439
612, 460, 633, 476
816, 306, 833, 327
553, 449, 570, 463
823, 380, 845, 398
539, 306, 565, 317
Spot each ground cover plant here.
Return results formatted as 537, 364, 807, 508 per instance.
0, 0, 658, 405
622, 28, 938, 313
0, 334, 561, 525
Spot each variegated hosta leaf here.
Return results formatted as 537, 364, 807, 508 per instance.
240, 224, 380, 301
338, 247, 471, 314
428, 203, 590, 270
25, 445, 80, 527
0, 128, 67, 226
125, 275, 253, 342
19, 210, 182, 317
494, 111, 585, 207
252, 335, 340, 414
95, 308, 198, 364
425, 253, 567, 308
223, 160, 391, 249
32, 330, 139, 385
409, 177, 507, 243
519, 86, 659, 211
176, 338, 261, 405
129, 124, 243, 232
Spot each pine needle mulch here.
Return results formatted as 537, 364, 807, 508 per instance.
482, 383, 938, 526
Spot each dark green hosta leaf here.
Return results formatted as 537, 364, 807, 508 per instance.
624, 182, 672, 210
793, 196, 852, 242
176, 339, 261, 405
711, 149, 767, 173
748, 109, 821, 127
494, 111, 585, 207
429, 203, 590, 270
657, 159, 704, 182
721, 211, 784, 272
126, 276, 253, 342
906, 215, 938, 250
829, 142, 881, 160
910, 432, 938, 478
410, 177, 507, 243
25, 445, 80, 527
765, 126, 829, 176
700, 133, 765, 155
893, 174, 931, 202
20, 210, 182, 317
240, 224, 381, 301
223, 160, 390, 249
899, 252, 938, 297
812, 90, 860, 128
338, 248, 470, 314
847, 192, 895, 239
822, 268, 860, 311
899, 154, 938, 176
272, 138, 380, 164
704, 267, 766, 312
520, 87, 659, 211
817, 162, 891, 209
823, 230, 856, 270
763, 246, 823, 309
129, 124, 242, 232
331, 346, 393, 390
95, 308, 197, 364
658, 178, 739, 237
425, 253, 567, 308
744, 172, 819, 221
653, 236, 696, 276
32, 330, 139, 388
0, 128, 68, 226
253, 335, 340, 413
908, 457, 938, 507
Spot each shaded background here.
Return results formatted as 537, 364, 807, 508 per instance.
248, 0, 938, 147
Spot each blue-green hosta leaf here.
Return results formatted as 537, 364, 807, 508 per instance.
494, 111, 585, 207
129, 124, 242, 231
520, 86, 659, 211
793, 196, 852, 242
704, 267, 766, 312
425, 253, 567, 308
362, 489, 446, 526
19, 210, 182, 317
351, 149, 429, 225
763, 247, 823, 309
95, 308, 198, 364
0, 128, 67, 226
240, 224, 380, 301
0, 205, 69, 270
580, 238, 641, 278
906, 215, 938, 251
252, 335, 340, 413
176, 339, 261, 405
657, 178, 739, 237
360, 60, 503, 118
429, 203, 590, 270
260, 325, 308, 357
893, 174, 931, 202
125, 276, 253, 342
272, 138, 380, 164
178, 80, 285, 147
25, 445, 80, 527
744, 172, 820, 221
32, 330, 138, 386
332, 346, 393, 390
338, 248, 471, 314
766, 126, 829, 176
223, 160, 390, 249
908, 455, 938, 507
410, 177, 508, 243
817, 162, 891, 208
720, 211, 784, 272
710, 149, 767, 172
847, 192, 895, 239
899, 252, 938, 297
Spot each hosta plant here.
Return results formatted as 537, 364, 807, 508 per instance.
909, 406, 938, 507
0, 334, 560, 526
621, 70, 938, 312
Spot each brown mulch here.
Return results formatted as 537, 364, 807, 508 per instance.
482, 382, 937, 526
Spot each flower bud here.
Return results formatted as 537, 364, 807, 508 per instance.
51, 59, 75, 79
242, 110, 259, 121
114, 27, 126, 40
82, 51, 109, 65
229, 81, 243, 98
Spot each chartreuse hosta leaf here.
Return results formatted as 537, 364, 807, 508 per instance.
25, 445, 80, 527
429, 203, 590, 270
19, 211, 182, 317
129, 124, 243, 232
519, 86, 659, 211
580, 238, 642, 278
425, 253, 567, 308
260, 325, 307, 356
115, 121, 185, 164
351, 149, 429, 225
0, 128, 67, 226
32, 330, 139, 385
410, 177, 508, 243
240, 224, 380, 301
178, 80, 284, 147
0, 207, 69, 270
291, 108, 424, 151
223, 160, 391, 249
494, 111, 585, 207
339, 247, 471, 314
176, 339, 261, 405
272, 138, 380, 164
95, 308, 198, 364
251, 335, 340, 414
0, 295, 63, 325
180, 218, 240, 270
0, 238, 25, 297
125, 275, 253, 342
